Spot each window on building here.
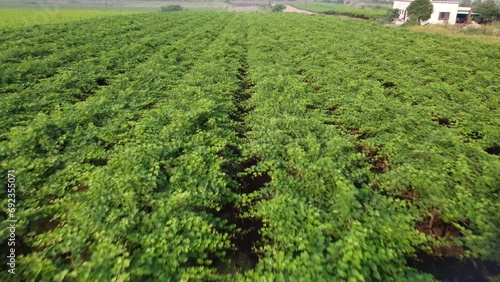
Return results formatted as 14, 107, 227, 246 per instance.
439, 12, 450, 20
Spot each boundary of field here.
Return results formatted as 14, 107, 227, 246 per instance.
287, 4, 373, 20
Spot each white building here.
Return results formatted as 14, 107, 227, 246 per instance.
393, 0, 472, 25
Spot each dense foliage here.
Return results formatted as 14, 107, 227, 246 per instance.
272, 4, 286, 13
407, 0, 433, 24
386, 8, 400, 23
1, 11, 499, 281
473, 0, 500, 23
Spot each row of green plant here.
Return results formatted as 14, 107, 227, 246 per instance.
472, 0, 500, 24
0, 14, 202, 139
239, 13, 499, 280
0, 12, 245, 281
239, 15, 428, 280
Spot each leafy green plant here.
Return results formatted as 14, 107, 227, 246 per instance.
272, 4, 286, 13
386, 8, 400, 23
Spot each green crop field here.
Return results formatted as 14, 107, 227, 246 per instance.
0, 9, 130, 28
0, 1, 226, 14
0, 10, 499, 282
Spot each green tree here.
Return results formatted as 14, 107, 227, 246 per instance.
407, 0, 433, 24
473, 0, 500, 23
160, 5, 184, 12
460, 0, 472, 7
272, 4, 286, 12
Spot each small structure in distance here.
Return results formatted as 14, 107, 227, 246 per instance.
393, 0, 479, 25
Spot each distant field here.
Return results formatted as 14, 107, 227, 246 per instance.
0, 9, 128, 28
0, 3, 159, 12
292, 2, 390, 19
0, 1, 226, 28
0, 1, 226, 12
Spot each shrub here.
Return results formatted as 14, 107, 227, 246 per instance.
407, 0, 433, 24
402, 18, 419, 26
473, 0, 500, 24
386, 8, 399, 23
161, 5, 184, 12
272, 4, 286, 12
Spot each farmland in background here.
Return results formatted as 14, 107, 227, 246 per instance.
0, 0, 229, 28
226, 3, 262, 12
291, 2, 390, 19
0, 0, 227, 13
0, 9, 130, 28
0, 9, 499, 282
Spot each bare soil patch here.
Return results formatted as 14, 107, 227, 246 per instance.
283, 5, 315, 14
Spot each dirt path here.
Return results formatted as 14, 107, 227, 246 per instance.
283, 5, 316, 14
